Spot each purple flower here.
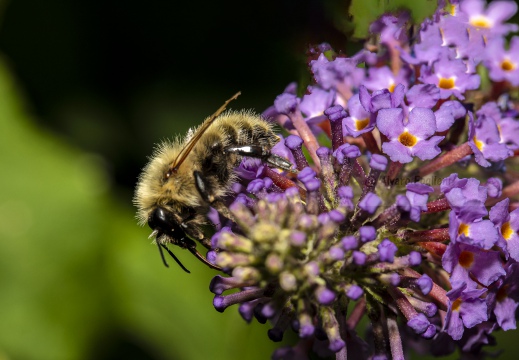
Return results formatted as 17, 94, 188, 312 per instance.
333, 143, 361, 164
416, 274, 433, 295
363, 65, 411, 93
274, 93, 299, 114
377, 107, 444, 163
359, 84, 405, 113
443, 175, 498, 251
343, 94, 372, 137
358, 192, 381, 214
310, 54, 365, 92
419, 55, 480, 100
369, 154, 387, 171
444, 283, 488, 340
486, 177, 503, 198
346, 285, 363, 300
378, 238, 398, 262
448, 209, 498, 250
459, 0, 519, 39
468, 111, 513, 167
434, 100, 467, 132
485, 36, 519, 86
405, 84, 440, 109
406, 183, 434, 222
369, 13, 409, 47
359, 225, 376, 242
300, 86, 336, 119
442, 242, 505, 288
490, 199, 519, 262
490, 263, 519, 330
404, 21, 448, 65
477, 101, 519, 150
441, 174, 488, 214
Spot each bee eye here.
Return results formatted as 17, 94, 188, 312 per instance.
148, 207, 170, 230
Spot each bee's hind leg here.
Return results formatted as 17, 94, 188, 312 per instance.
193, 170, 236, 222
224, 145, 295, 172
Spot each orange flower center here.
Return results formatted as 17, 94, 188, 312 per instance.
458, 250, 474, 269
439, 77, 456, 89
452, 298, 462, 311
470, 16, 491, 29
398, 131, 417, 147
501, 59, 515, 72
458, 223, 470, 237
449, 5, 457, 16
473, 136, 484, 151
501, 222, 514, 240
355, 118, 370, 131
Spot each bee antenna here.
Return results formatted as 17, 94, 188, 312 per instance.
156, 241, 169, 268
160, 243, 191, 273
171, 92, 241, 172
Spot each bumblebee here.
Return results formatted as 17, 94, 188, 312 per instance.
134, 93, 292, 272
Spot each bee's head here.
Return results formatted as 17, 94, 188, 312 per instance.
148, 206, 188, 246
147, 206, 193, 273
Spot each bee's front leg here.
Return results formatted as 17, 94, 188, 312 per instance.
180, 218, 212, 249
224, 145, 294, 172
193, 170, 235, 222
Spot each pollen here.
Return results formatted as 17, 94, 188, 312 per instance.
458, 250, 474, 269
472, 136, 485, 151
501, 59, 516, 72
438, 77, 456, 89
388, 83, 396, 93
470, 15, 491, 29
448, 4, 458, 16
501, 222, 514, 240
458, 223, 470, 237
452, 297, 462, 311
355, 118, 370, 131
398, 131, 417, 147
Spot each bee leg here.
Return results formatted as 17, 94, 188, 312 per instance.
182, 223, 213, 250
185, 239, 223, 271
224, 145, 295, 172
193, 170, 236, 222
181, 237, 222, 271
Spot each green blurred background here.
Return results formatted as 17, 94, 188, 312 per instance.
0, 1, 517, 359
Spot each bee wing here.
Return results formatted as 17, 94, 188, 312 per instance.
171, 92, 241, 172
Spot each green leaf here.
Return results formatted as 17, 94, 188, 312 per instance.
349, 0, 437, 38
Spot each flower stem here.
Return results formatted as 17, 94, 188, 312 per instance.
403, 228, 450, 243
418, 142, 472, 178
361, 131, 381, 154
346, 298, 366, 329
424, 198, 450, 213
289, 108, 321, 169
386, 161, 404, 182
401, 268, 448, 311
264, 167, 306, 201
387, 312, 404, 360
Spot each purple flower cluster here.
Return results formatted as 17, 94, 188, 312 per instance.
204, 1, 519, 359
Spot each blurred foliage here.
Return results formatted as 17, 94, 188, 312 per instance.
0, 0, 518, 359
0, 55, 281, 359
